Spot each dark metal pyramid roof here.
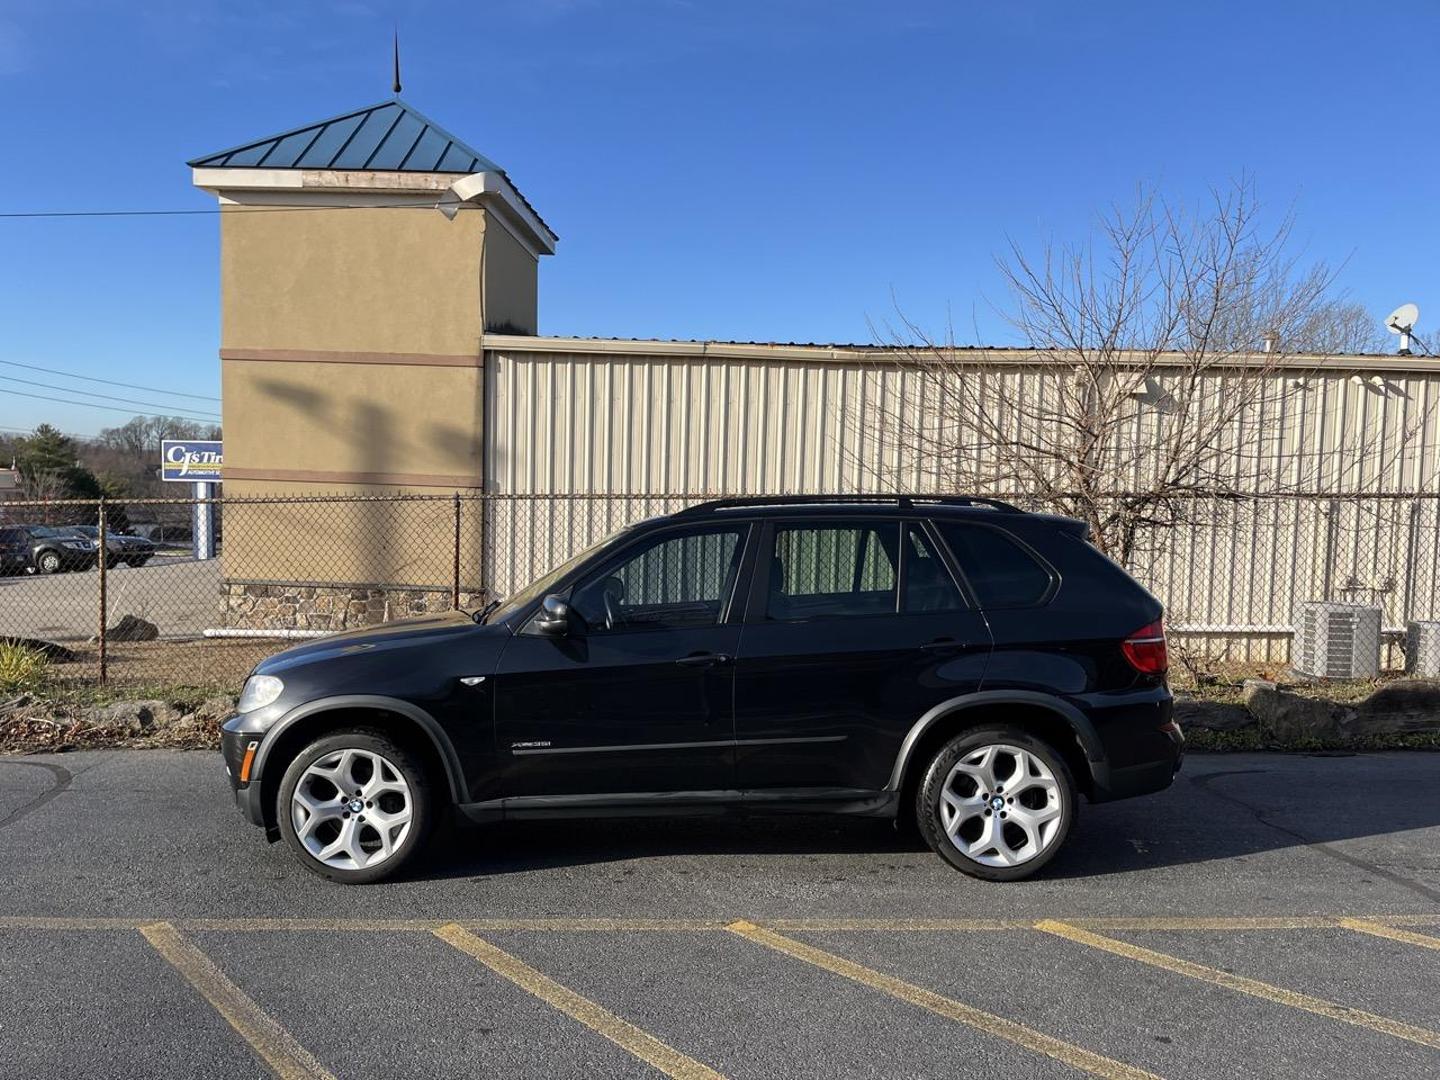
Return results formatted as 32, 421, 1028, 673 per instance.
187, 98, 503, 173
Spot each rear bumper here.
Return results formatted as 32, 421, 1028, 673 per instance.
1090, 722, 1183, 803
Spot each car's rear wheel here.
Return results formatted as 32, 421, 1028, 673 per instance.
36, 550, 61, 574
125, 556, 149, 567
916, 726, 1075, 881
277, 731, 434, 884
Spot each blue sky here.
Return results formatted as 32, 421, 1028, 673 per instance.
1, 0, 1437, 438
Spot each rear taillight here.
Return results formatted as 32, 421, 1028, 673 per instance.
1121, 619, 1168, 675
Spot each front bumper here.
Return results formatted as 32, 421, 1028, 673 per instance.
221, 726, 268, 827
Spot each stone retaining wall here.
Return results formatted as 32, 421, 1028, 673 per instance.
222, 582, 488, 632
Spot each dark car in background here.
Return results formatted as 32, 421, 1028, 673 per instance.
0, 525, 98, 574
66, 525, 157, 567
221, 495, 1181, 885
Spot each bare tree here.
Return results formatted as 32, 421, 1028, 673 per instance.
96, 416, 212, 458
864, 181, 1403, 565
92, 415, 221, 495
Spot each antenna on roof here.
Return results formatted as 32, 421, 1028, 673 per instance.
392, 29, 402, 95
1385, 303, 1420, 356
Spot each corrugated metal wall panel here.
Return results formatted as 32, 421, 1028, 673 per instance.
488, 350, 1440, 496
484, 348, 1440, 657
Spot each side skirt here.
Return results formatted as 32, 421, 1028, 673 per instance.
454, 788, 898, 824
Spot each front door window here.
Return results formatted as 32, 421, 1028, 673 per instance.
572, 527, 745, 631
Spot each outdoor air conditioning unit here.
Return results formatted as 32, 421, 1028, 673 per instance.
1405, 620, 1440, 677
1293, 601, 1382, 679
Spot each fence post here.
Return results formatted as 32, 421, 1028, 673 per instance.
452, 492, 462, 610
97, 496, 108, 684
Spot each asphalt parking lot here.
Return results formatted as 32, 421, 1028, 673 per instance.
1, 750, 1437, 1078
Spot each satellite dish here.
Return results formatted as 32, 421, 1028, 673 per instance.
1386, 303, 1419, 333
1386, 304, 1419, 356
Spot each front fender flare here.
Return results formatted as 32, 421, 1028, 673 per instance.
251, 694, 468, 803
885, 690, 1106, 792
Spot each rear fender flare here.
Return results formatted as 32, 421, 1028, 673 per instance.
885, 690, 1105, 791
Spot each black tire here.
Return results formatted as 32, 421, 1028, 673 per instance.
35, 550, 61, 575
126, 556, 150, 567
276, 730, 436, 884
916, 725, 1076, 882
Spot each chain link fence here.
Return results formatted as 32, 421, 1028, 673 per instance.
3, 491, 1439, 690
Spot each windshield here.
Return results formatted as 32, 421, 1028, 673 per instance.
29, 527, 64, 538
486, 527, 632, 623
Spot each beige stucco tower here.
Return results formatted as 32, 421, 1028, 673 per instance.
191, 97, 556, 495
190, 99, 556, 623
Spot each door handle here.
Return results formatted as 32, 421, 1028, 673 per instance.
675, 652, 733, 667
920, 639, 964, 652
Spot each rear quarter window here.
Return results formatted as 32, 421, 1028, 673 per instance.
936, 522, 1054, 608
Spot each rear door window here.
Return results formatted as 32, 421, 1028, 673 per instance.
766, 521, 899, 620
936, 522, 1053, 608
901, 524, 965, 613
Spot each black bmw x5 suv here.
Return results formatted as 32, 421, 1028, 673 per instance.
222, 495, 1181, 883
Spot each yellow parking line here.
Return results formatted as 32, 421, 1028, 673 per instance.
461, 918, 724, 931
182, 918, 446, 932
434, 923, 727, 1080
1338, 918, 1440, 952
1035, 920, 1440, 1050
764, 918, 1029, 931
726, 920, 1160, 1080
0, 914, 1436, 933
138, 922, 336, 1080
0, 916, 145, 930
763, 916, 1346, 931
1067, 917, 1346, 931
1381, 914, 1440, 927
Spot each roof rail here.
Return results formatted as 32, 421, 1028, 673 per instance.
674, 494, 1024, 517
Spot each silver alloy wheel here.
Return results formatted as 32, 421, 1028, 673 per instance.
938, 743, 1063, 868
290, 748, 413, 870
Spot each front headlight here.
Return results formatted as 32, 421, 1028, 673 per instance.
237, 674, 284, 712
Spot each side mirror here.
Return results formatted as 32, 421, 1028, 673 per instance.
532, 594, 572, 637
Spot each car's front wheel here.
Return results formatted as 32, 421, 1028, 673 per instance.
277, 731, 434, 884
35, 550, 61, 574
917, 726, 1076, 881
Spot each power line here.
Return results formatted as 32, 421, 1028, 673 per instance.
0, 374, 221, 420
0, 358, 221, 402
0, 387, 220, 426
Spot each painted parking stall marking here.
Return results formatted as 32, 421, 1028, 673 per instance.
139, 922, 337, 1080
1035, 920, 1440, 1051
2, 914, 1439, 1079
5, 913, 1440, 932
434, 923, 729, 1080
726, 920, 1163, 1080
1337, 917, 1440, 953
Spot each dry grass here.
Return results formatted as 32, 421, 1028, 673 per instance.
0, 710, 223, 754
45, 637, 280, 693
